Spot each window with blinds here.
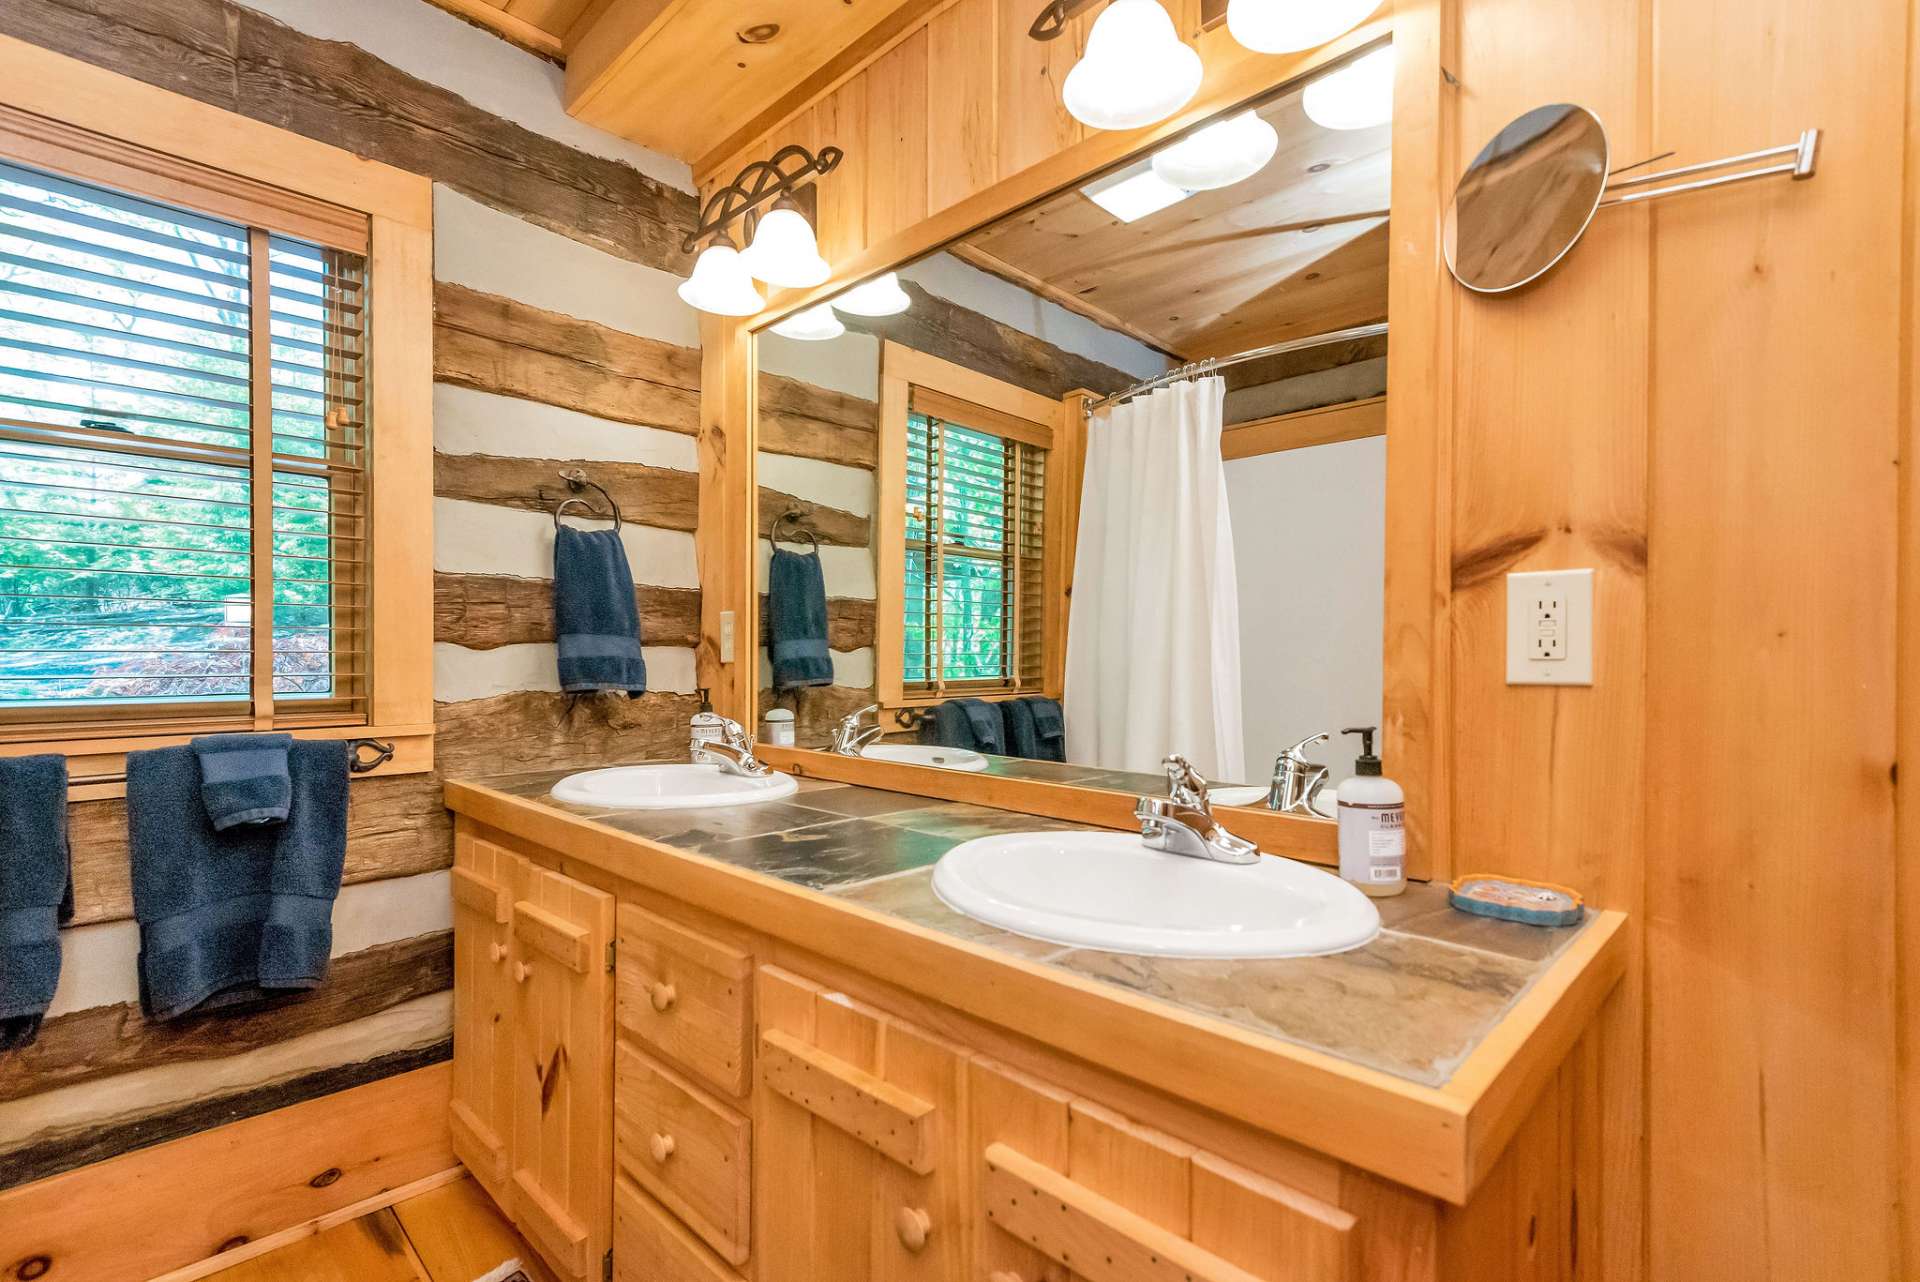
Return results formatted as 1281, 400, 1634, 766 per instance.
0, 152, 370, 732
902, 392, 1047, 696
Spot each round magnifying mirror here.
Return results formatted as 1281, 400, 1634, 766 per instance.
1444, 104, 1610, 294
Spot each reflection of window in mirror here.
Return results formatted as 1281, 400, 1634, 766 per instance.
876, 343, 1069, 714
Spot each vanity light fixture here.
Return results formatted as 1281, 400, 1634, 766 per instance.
739, 199, 830, 288
680, 143, 842, 314
1225, 0, 1383, 54
1151, 110, 1281, 190
676, 241, 764, 316
831, 271, 912, 317
769, 302, 846, 341
1059, 0, 1203, 131
1303, 45, 1395, 131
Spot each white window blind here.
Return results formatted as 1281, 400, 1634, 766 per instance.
0, 154, 370, 732
902, 396, 1047, 696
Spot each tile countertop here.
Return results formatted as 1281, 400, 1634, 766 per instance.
467, 767, 1595, 1091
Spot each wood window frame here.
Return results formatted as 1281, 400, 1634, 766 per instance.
0, 37, 435, 795
875, 340, 1079, 713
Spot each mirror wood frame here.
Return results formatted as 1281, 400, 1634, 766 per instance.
697, 9, 1442, 879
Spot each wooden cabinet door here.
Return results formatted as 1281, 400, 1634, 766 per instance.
510, 861, 616, 1282
450, 831, 522, 1209
754, 965, 972, 1282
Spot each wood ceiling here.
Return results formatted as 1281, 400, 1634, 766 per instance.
423, 0, 605, 60
952, 89, 1391, 361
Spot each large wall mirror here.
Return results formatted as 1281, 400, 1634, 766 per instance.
746, 41, 1392, 839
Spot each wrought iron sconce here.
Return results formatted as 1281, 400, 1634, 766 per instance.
1028, 0, 1102, 40
682, 143, 844, 254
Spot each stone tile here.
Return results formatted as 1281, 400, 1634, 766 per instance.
1051, 930, 1540, 1086
872, 801, 1089, 841
694, 818, 964, 890
594, 799, 851, 846
788, 784, 946, 820
1375, 882, 1587, 964
831, 868, 1067, 961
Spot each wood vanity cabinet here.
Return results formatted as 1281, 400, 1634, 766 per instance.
449, 813, 1602, 1282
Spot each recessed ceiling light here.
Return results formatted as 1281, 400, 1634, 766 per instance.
1082, 163, 1194, 223
737, 23, 780, 43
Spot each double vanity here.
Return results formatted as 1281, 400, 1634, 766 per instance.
444, 758, 1624, 1282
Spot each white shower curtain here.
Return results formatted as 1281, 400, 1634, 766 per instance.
1064, 376, 1246, 781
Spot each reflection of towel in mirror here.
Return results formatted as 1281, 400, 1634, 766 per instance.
1000, 699, 1040, 758
1021, 697, 1066, 762
952, 699, 1007, 755
553, 525, 647, 695
919, 702, 974, 750
128, 740, 349, 1022
768, 548, 832, 689
0, 754, 72, 1051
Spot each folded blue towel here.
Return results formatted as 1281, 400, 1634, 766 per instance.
768, 548, 832, 689
1022, 697, 1066, 762
1000, 699, 1040, 759
0, 755, 72, 1051
128, 740, 349, 1021
553, 525, 646, 695
952, 699, 1007, 755
191, 733, 292, 831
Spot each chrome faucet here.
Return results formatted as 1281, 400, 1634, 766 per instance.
1134, 755, 1261, 865
1267, 733, 1332, 814
691, 715, 770, 777
830, 703, 885, 756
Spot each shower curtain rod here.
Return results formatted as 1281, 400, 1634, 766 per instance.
1084, 322, 1388, 415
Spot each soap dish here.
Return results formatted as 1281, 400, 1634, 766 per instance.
1448, 875, 1584, 928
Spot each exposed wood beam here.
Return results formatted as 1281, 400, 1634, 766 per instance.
946, 241, 1186, 361
419, 0, 566, 61
1220, 396, 1387, 460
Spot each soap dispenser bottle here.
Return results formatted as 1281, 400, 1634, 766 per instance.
1336, 726, 1405, 897
689, 688, 725, 753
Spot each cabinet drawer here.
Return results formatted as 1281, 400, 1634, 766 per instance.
615, 1042, 750, 1266
616, 903, 752, 1097
614, 1177, 743, 1282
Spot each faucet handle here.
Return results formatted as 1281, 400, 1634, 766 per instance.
1277, 732, 1332, 768
1162, 754, 1212, 809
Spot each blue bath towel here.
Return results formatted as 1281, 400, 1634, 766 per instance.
128, 740, 349, 1021
0, 755, 72, 1051
553, 525, 647, 695
1022, 697, 1066, 762
1000, 699, 1040, 759
768, 548, 832, 689
953, 700, 1007, 755
919, 702, 976, 750
191, 733, 292, 831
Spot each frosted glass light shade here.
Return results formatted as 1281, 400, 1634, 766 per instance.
1226, 0, 1383, 53
770, 303, 845, 342
1151, 111, 1280, 190
740, 206, 831, 288
1303, 46, 1395, 130
677, 244, 764, 316
1062, 0, 1203, 132
832, 271, 910, 317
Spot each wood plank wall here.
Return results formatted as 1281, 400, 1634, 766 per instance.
0, 0, 711, 1191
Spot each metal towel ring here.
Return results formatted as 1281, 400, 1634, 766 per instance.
552, 468, 622, 531
770, 509, 818, 552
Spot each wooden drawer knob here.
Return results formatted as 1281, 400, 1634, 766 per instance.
489, 943, 507, 964
513, 960, 533, 983
895, 1207, 931, 1253
649, 981, 678, 1012
649, 1132, 676, 1163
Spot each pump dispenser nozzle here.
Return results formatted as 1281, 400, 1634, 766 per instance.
1341, 726, 1381, 777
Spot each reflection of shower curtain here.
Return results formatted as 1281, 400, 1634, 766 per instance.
1064, 376, 1245, 781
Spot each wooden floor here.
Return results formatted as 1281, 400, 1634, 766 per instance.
209, 1176, 556, 1282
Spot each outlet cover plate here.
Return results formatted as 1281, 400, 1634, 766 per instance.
1506, 568, 1593, 686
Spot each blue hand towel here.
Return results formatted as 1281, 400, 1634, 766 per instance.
191, 733, 292, 831
128, 739, 349, 1022
920, 702, 976, 750
952, 699, 1007, 755
553, 525, 647, 695
0, 755, 72, 1051
1022, 697, 1066, 762
768, 548, 832, 689
1000, 699, 1040, 759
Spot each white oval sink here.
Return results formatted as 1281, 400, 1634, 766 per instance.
860, 743, 990, 772
550, 763, 798, 810
931, 831, 1379, 959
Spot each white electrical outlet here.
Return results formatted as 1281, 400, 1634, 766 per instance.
1506, 569, 1593, 685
